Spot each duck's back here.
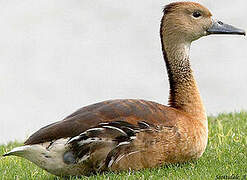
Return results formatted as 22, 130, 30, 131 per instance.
25, 99, 180, 145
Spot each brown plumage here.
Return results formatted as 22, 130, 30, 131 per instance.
25, 99, 178, 145
3, 1, 245, 177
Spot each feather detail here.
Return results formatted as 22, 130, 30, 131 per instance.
67, 120, 157, 171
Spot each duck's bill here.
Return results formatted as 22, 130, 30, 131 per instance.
207, 20, 246, 36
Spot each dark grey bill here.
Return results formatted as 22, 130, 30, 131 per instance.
207, 20, 246, 36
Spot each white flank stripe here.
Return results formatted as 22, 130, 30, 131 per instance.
126, 150, 140, 157
86, 127, 104, 133
78, 154, 90, 163
139, 121, 150, 128
79, 132, 87, 136
103, 126, 127, 136
99, 122, 109, 126
77, 137, 100, 146
108, 158, 115, 168
67, 136, 80, 144
113, 151, 140, 166
116, 141, 130, 148
114, 154, 125, 164
5, 145, 31, 156
130, 136, 136, 140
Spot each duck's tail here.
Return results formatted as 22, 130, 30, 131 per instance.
3, 145, 33, 158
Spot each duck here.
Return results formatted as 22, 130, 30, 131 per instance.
3, 1, 245, 177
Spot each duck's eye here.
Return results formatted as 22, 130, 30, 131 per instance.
192, 11, 201, 18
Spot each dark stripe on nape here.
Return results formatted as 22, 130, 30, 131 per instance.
160, 12, 177, 107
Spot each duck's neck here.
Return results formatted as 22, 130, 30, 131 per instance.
161, 35, 206, 121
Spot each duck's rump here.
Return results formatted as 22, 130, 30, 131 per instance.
25, 99, 178, 145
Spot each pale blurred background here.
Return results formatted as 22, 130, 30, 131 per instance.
0, 0, 246, 144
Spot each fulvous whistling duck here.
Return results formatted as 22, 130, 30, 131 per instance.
3, 1, 245, 177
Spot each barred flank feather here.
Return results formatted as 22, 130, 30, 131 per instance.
67, 120, 156, 169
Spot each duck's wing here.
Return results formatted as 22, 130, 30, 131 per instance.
24, 99, 177, 145
66, 120, 167, 172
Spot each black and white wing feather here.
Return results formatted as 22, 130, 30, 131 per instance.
64, 120, 157, 172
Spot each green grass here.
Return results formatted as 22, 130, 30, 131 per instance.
1, 112, 247, 179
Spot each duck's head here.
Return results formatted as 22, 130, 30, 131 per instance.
161, 2, 245, 43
